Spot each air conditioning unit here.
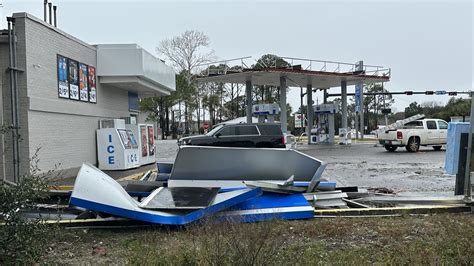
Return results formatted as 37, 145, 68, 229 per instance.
121, 116, 137, 125
99, 119, 126, 129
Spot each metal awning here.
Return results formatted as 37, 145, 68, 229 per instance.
96, 44, 176, 96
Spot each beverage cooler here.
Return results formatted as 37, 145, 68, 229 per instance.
97, 119, 140, 170
126, 123, 156, 165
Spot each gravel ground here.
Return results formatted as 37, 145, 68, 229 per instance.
155, 139, 454, 192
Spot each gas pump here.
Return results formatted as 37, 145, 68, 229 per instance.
311, 103, 338, 144
252, 103, 280, 123
338, 128, 352, 145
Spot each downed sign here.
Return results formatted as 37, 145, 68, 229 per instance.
69, 162, 324, 225
70, 163, 261, 225
67, 147, 361, 224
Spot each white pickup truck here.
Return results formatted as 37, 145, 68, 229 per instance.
377, 119, 448, 152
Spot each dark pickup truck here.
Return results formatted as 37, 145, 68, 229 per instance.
177, 123, 285, 148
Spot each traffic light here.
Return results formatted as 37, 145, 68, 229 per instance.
405, 91, 413, 95
425, 91, 434, 95
448, 91, 457, 96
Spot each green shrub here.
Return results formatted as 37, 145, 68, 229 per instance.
0, 152, 55, 263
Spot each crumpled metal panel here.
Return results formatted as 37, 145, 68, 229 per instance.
168, 146, 325, 189
219, 193, 314, 222
69, 163, 261, 225
139, 187, 220, 210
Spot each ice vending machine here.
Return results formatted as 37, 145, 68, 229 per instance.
125, 123, 156, 166
97, 119, 140, 170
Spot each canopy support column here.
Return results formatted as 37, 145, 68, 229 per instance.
341, 80, 348, 130
279, 76, 287, 137
306, 83, 313, 144
246, 79, 252, 123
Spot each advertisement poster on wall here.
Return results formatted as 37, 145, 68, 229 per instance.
57, 55, 69, 98
68, 59, 80, 100
147, 126, 155, 156
79, 63, 89, 102
140, 126, 148, 157
88, 66, 97, 103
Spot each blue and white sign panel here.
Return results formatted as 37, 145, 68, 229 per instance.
355, 82, 363, 113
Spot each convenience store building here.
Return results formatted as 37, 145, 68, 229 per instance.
0, 12, 176, 183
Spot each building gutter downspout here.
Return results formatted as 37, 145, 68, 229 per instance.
7, 17, 20, 183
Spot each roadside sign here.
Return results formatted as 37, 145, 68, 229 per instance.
294, 113, 305, 128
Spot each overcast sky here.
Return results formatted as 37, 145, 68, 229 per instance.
1, 0, 472, 113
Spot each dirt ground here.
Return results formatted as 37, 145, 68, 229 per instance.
155, 140, 454, 192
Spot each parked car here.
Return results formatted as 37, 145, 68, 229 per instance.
177, 123, 285, 148
377, 119, 448, 152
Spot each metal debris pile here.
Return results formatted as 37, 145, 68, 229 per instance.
66, 146, 332, 225
28, 146, 470, 226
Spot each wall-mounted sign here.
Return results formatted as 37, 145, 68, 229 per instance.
57, 54, 96, 103
79, 63, 89, 102
68, 59, 80, 100
88, 66, 97, 103
57, 55, 69, 98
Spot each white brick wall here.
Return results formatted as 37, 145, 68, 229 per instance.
28, 111, 100, 172
1, 14, 138, 178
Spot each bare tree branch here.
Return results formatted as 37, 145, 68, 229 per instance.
157, 30, 216, 74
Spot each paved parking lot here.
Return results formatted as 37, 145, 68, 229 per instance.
298, 143, 453, 192
156, 139, 454, 192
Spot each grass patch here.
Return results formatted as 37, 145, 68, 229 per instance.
39, 213, 474, 264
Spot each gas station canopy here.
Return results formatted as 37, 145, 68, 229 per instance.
197, 67, 390, 88
196, 56, 391, 143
